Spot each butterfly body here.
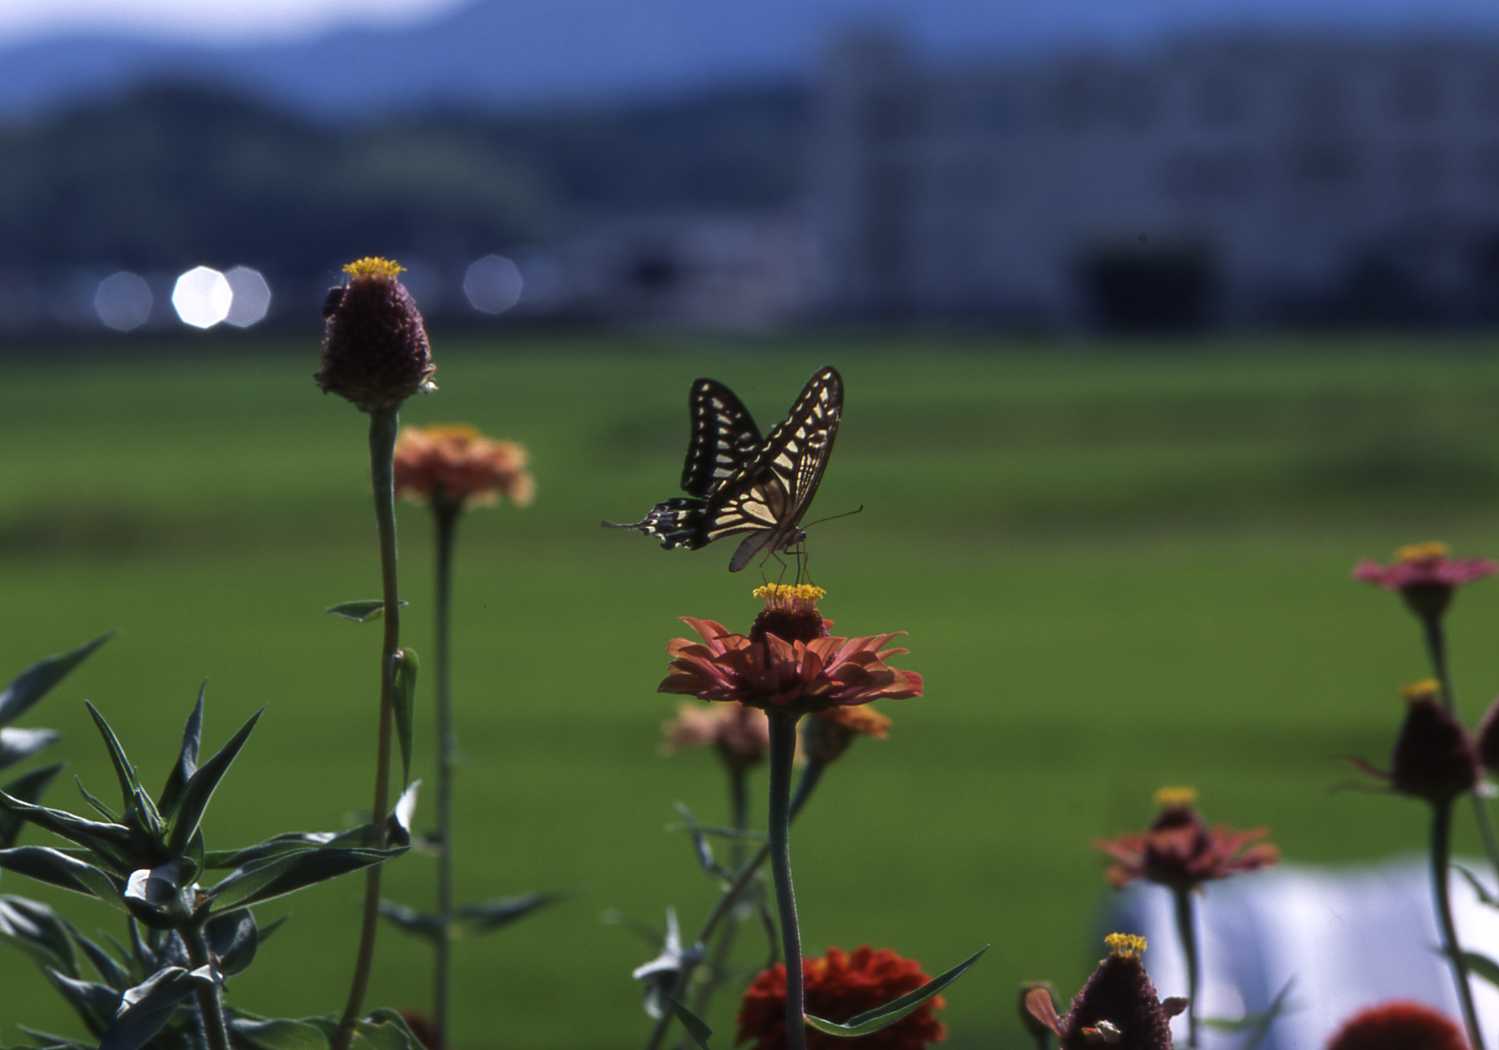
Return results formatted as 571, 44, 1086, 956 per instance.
605, 366, 843, 572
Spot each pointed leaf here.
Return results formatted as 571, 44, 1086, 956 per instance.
301, 1009, 425, 1049
0, 846, 127, 904
100, 964, 216, 1050
46, 969, 122, 1037
74, 777, 120, 824
667, 999, 713, 1049
379, 901, 444, 943
0, 895, 77, 975
0, 764, 63, 849
0, 789, 134, 866
207, 846, 404, 914
70, 927, 132, 990
82, 702, 144, 814
229, 1017, 327, 1050
0, 727, 60, 772
157, 687, 205, 820
167, 709, 262, 858
206, 910, 259, 976
1456, 949, 1499, 990
391, 649, 419, 788
0, 633, 111, 728
326, 600, 408, 623
803, 946, 988, 1037
456, 892, 559, 935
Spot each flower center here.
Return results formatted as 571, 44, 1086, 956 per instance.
750, 583, 828, 645
1397, 541, 1451, 565
342, 256, 406, 281
1152, 785, 1198, 808
1103, 932, 1147, 959
1402, 678, 1442, 704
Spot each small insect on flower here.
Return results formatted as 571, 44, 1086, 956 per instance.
1094, 787, 1278, 892
1024, 934, 1186, 1050
1326, 1000, 1468, 1050
316, 256, 437, 414
603, 366, 844, 572
394, 424, 534, 512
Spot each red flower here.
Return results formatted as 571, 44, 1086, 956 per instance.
1353, 542, 1496, 619
394, 424, 534, 511
662, 702, 771, 771
1326, 1000, 1468, 1050
738, 946, 947, 1050
659, 585, 923, 716
1024, 935, 1185, 1050
1350, 681, 1480, 806
1094, 788, 1278, 892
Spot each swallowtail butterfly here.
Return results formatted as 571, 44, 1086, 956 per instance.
605, 366, 843, 572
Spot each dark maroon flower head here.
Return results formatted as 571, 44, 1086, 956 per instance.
1026, 935, 1183, 1049
316, 257, 436, 414
1350, 681, 1481, 805
1094, 788, 1278, 893
1326, 1000, 1468, 1050
1353, 542, 1496, 621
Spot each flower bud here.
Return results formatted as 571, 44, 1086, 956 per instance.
1392, 685, 1479, 805
316, 257, 436, 414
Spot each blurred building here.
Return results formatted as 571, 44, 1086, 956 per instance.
814, 28, 1499, 329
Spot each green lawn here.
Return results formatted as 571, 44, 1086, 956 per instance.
4, 334, 1499, 1047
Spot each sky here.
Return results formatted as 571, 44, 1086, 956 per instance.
0, 0, 465, 42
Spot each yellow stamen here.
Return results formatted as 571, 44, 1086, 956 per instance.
1402, 678, 1442, 703
1397, 541, 1451, 564
342, 256, 406, 280
1104, 933, 1147, 959
1153, 786, 1198, 808
753, 583, 827, 606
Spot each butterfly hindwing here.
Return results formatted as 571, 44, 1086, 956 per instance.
609, 496, 710, 550
680, 379, 763, 497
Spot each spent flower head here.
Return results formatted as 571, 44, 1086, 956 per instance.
316, 256, 436, 414
1353, 542, 1496, 621
1026, 934, 1185, 1050
662, 702, 770, 772
737, 945, 947, 1050
1094, 787, 1278, 892
1350, 682, 1480, 805
1326, 1000, 1468, 1050
805, 703, 892, 765
659, 585, 923, 716
394, 424, 534, 512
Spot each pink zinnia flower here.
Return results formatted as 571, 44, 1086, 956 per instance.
1326, 1000, 1467, 1050
1094, 787, 1278, 892
1353, 542, 1496, 619
659, 585, 923, 716
662, 702, 770, 771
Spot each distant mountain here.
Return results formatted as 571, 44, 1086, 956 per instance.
4, 0, 1499, 118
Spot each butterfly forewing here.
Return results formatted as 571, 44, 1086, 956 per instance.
680, 379, 763, 497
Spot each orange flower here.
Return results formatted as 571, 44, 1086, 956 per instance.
394, 424, 534, 511
805, 704, 892, 764
1326, 1001, 1468, 1050
1094, 787, 1278, 893
662, 702, 770, 771
737, 946, 947, 1050
659, 585, 923, 716
1024, 935, 1185, 1050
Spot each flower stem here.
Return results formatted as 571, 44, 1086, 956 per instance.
767, 711, 806, 1050
689, 764, 749, 1019
1171, 887, 1200, 1048
1421, 614, 1499, 889
184, 925, 231, 1050
433, 502, 459, 1047
1432, 799, 1486, 1050
333, 408, 403, 1050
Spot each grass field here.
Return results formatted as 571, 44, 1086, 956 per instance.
5, 333, 1499, 1047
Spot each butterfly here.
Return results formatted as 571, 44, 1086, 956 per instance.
604, 366, 844, 572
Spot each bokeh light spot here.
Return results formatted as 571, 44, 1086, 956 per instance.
171, 266, 232, 329
462, 254, 524, 315
224, 266, 272, 328
93, 271, 153, 332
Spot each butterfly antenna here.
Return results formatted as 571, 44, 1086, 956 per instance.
802, 504, 865, 530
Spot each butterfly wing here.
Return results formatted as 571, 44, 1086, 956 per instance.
680, 379, 763, 497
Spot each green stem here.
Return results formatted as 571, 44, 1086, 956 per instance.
642, 754, 827, 1050
1432, 800, 1486, 1050
184, 925, 231, 1050
1421, 614, 1499, 890
1171, 888, 1200, 1048
433, 503, 459, 1047
688, 765, 749, 1021
333, 408, 403, 1050
767, 711, 806, 1050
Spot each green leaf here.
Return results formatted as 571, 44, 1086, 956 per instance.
1201, 978, 1295, 1050
157, 686, 205, 820
326, 600, 408, 623
73, 776, 120, 824
206, 910, 259, 977
456, 892, 559, 936
803, 946, 988, 1038
207, 846, 403, 914
0, 727, 60, 772
229, 1017, 327, 1050
667, 999, 713, 1049
82, 702, 162, 839
1456, 949, 1499, 989
301, 1009, 425, 1050
0, 633, 111, 729
0, 794, 134, 869
391, 649, 419, 788
0, 764, 63, 849
0, 847, 127, 904
46, 969, 121, 1037
100, 964, 216, 1050
0, 895, 77, 975
378, 900, 443, 944
167, 708, 262, 858
69, 927, 131, 990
